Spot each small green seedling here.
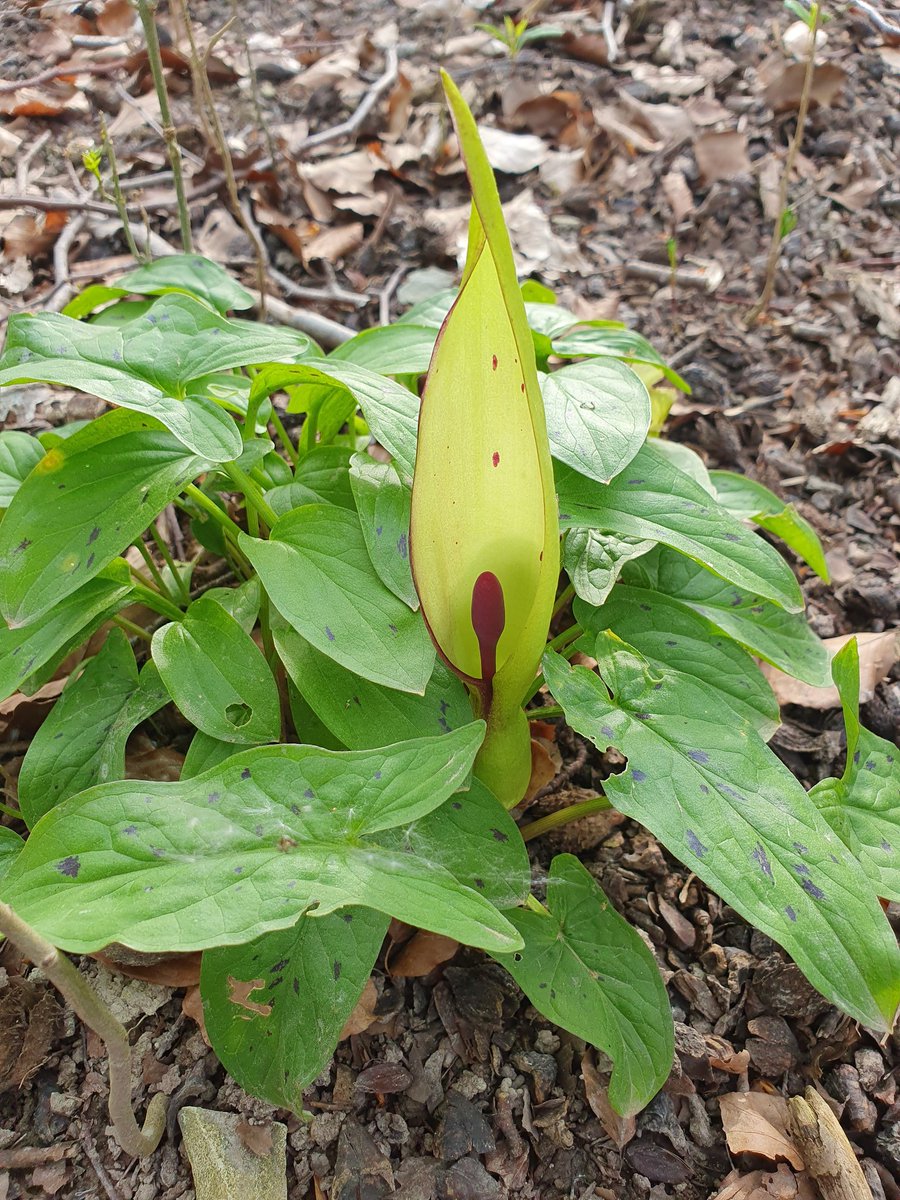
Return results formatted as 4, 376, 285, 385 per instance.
475, 14, 562, 58
0, 77, 896, 1130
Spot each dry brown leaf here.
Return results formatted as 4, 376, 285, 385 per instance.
560, 31, 609, 67
539, 149, 584, 194
617, 92, 694, 146
298, 149, 379, 197
389, 930, 459, 978
0, 679, 66, 740
762, 629, 900, 709
386, 70, 413, 138
694, 130, 751, 183
195, 208, 255, 266
593, 105, 662, 154
303, 222, 364, 265
30, 1161, 69, 1196
92, 950, 202, 987
477, 126, 550, 174
0, 209, 68, 261
629, 64, 708, 97
0, 83, 88, 118
662, 169, 694, 221
719, 1092, 805, 1170
763, 61, 847, 112
523, 736, 560, 805
340, 977, 379, 1038
683, 95, 732, 126
581, 1049, 635, 1148
125, 745, 185, 782
97, 0, 136, 36
236, 1121, 273, 1158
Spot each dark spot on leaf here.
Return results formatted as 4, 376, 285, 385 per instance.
277, 836, 297, 851
687, 750, 709, 764
627, 478, 644, 485
730, 593, 743, 607
686, 830, 707, 858
304, 788, 314, 798
14, 538, 31, 553
492, 451, 500, 468
550, 989, 556, 999
293, 977, 299, 994
374, 770, 382, 780
513, 952, 522, 962
397, 533, 408, 559
87, 526, 100, 544
123, 825, 137, 836
234, 866, 244, 874
853, 751, 860, 765
635, 712, 651, 721
474, 878, 485, 888
751, 605, 765, 614
653, 682, 663, 691
271, 976, 283, 989
601, 726, 614, 739
793, 862, 810, 876
865, 760, 876, 771
751, 843, 773, 880
801, 878, 826, 901
325, 626, 335, 642
639, 604, 651, 612
665, 639, 677, 647
86, 553, 95, 570
333, 961, 341, 980
720, 784, 746, 803
724, 533, 741, 543
290, 803, 300, 815
56, 855, 80, 878
491, 828, 509, 843
632, 769, 646, 782
388, 623, 398, 635
699, 784, 709, 794
880, 840, 892, 852
539, 982, 547, 989
375, 525, 383, 537
793, 842, 808, 856
785, 905, 797, 922
342, 913, 353, 922
151, 847, 166, 858
241, 768, 251, 780
452, 801, 462, 810
438, 715, 450, 732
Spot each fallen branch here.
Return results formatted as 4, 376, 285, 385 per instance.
0, 902, 167, 1159
788, 1087, 873, 1200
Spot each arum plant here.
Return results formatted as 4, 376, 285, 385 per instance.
411, 73, 559, 808
0, 75, 897, 1136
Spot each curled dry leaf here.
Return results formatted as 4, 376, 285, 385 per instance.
1, 211, 68, 261
522, 736, 561, 806
389, 929, 459, 977
340, 977, 379, 1039
303, 222, 364, 265
763, 61, 847, 112
762, 630, 900, 710
581, 1048, 635, 1148
0, 84, 89, 118
477, 126, 550, 175
182, 985, 210, 1045
719, 1092, 806, 1170
662, 169, 694, 221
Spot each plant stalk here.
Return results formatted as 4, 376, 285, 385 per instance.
134, 539, 179, 606
151, 522, 190, 605
0, 902, 167, 1157
135, 0, 192, 251
746, 4, 818, 323
222, 462, 278, 529
526, 705, 564, 720
518, 793, 612, 843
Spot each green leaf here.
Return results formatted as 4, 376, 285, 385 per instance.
0, 571, 133, 703
152, 597, 281, 744
575, 586, 781, 738
0, 410, 206, 626
0, 724, 533, 957
349, 454, 417, 609
181, 731, 252, 779
551, 324, 689, 391
396, 290, 455, 329
250, 362, 419, 479
556, 442, 804, 614
201, 577, 262, 634
0, 294, 309, 460
240, 505, 434, 693
623, 546, 830, 686
329, 324, 437, 376
0, 828, 24, 883
651, 439, 715, 495
202, 907, 389, 1112
541, 360, 650, 484
274, 618, 471, 750
17, 630, 169, 828
493, 856, 673, 1116
810, 639, 900, 902
564, 530, 653, 608
0, 431, 44, 507
544, 637, 900, 1031
114, 255, 256, 313
62, 285, 129, 321
267, 447, 355, 516
711, 470, 829, 581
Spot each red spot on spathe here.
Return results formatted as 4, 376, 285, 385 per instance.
520, 382, 525, 393
492, 451, 500, 468
491, 354, 498, 370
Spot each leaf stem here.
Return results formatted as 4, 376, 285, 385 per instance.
133, 539, 176, 603
0, 901, 167, 1157
150, 522, 190, 605
0, 800, 21, 821
178, 487, 252, 578
130, 584, 185, 624
551, 583, 575, 620
546, 623, 582, 654
524, 893, 550, 916
526, 705, 564, 720
113, 615, 153, 643
518, 793, 612, 843
222, 462, 278, 529
269, 408, 299, 464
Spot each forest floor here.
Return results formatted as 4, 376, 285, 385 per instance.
0, 0, 898, 1197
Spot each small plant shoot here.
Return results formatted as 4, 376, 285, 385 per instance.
0, 76, 896, 1138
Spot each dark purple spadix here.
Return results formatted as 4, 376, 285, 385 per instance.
471, 571, 505, 682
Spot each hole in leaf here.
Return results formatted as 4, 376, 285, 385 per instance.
226, 702, 252, 727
